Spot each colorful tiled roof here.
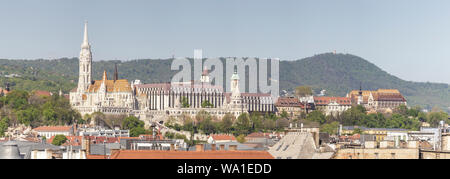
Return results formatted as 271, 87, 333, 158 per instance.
87, 71, 132, 93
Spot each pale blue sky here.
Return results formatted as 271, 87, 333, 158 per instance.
0, 0, 449, 84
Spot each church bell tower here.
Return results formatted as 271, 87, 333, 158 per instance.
77, 21, 93, 93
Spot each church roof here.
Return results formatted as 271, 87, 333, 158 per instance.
348, 89, 406, 103
87, 71, 132, 93
87, 79, 132, 93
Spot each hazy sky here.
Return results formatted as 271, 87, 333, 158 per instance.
0, 0, 449, 84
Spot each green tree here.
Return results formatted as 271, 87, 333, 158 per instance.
295, 86, 313, 97
198, 117, 215, 135
4, 90, 29, 110
183, 117, 195, 133
234, 113, 251, 135
306, 110, 326, 124
352, 128, 363, 135
219, 113, 233, 133
0, 117, 10, 137
42, 108, 57, 125
236, 134, 246, 143
280, 110, 289, 118
16, 107, 41, 127
426, 111, 449, 127
52, 135, 68, 146
130, 127, 146, 137
250, 113, 263, 132
320, 121, 340, 135
122, 116, 144, 130
194, 110, 217, 134
341, 105, 367, 126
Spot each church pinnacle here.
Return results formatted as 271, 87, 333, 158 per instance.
81, 21, 90, 49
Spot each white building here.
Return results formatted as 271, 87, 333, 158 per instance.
313, 96, 352, 116
207, 134, 237, 144
33, 126, 74, 139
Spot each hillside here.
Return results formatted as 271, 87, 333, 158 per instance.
280, 53, 449, 111
0, 53, 448, 112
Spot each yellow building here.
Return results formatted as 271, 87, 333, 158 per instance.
341, 126, 410, 142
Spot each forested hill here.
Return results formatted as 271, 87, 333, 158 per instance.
280, 53, 449, 111
0, 53, 448, 111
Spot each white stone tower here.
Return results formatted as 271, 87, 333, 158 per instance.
229, 68, 245, 110
77, 21, 93, 93
230, 68, 240, 97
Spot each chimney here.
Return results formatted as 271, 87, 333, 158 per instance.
170, 143, 175, 151
229, 145, 237, 151
82, 137, 91, 154
195, 144, 204, 152
219, 144, 225, 151
211, 144, 216, 151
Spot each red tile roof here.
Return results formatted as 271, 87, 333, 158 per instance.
275, 97, 304, 107
84, 136, 120, 144
33, 90, 52, 97
34, 126, 73, 132
314, 96, 351, 105
87, 155, 108, 159
210, 134, 236, 141
110, 150, 274, 159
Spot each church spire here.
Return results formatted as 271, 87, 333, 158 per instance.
102, 70, 108, 81
81, 21, 90, 49
77, 21, 93, 93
